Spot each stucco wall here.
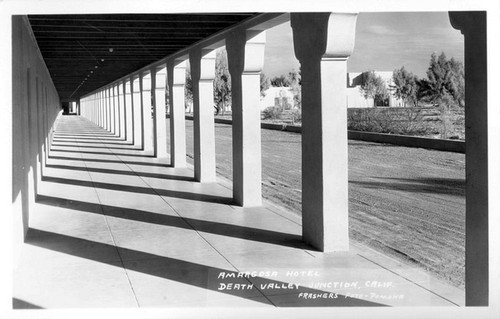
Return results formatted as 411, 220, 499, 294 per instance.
260, 86, 295, 111
347, 72, 404, 108
12, 16, 61, 264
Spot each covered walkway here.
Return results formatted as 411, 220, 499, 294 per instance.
14, 115, 464, 308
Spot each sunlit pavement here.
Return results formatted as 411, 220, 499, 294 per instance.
13, 115, 464, 309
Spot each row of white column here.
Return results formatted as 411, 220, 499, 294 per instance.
79, 14, 490, 308
77, 13, 362, 255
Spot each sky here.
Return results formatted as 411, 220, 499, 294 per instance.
263, 12, 464, 79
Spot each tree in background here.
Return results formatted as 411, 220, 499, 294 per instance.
392, 66, 419, 107
287, 70, 301, 109
422, 52, 465, 108
419, 52, 465, 138
185, 67, 193, 111
270, 74, 291, 87
185, 50, 270, 115
213, 49, 231, 115
260, 73, 270, 98
359, 71, 389, 106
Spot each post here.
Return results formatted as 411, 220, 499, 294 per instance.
104, 89, 109, 131
152, 66, 168, 159
141, 71, 154, 153
119, 82, 127, 139
124, 79, 134, 144
449, 11, 488, 306
167, 60, 187, 167
291, 12, 358, 252
190, 48, 216, 182
226, 30, 266, 207
108, 87, 115, 135
132, 76, 143, 149
114, 84, 121, 138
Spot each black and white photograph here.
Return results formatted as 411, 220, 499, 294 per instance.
1, 0, 499, 318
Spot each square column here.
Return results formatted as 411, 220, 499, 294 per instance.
95, 94, 98, 125
101, 90, 105, 128
97, 91, 101, 127
103, 89, 109, 131
93, 96, 96, 123
132, 76, 143, 149
113, 84, 121, 138
190, 49, 216, 182
141, 71, 154, 153
449, 11, 488, 306
108, 87, 115, 135
105, 88, 111, 131
167, 60, 187, 168
95, 94, 99, 125
152, 66, 168, 159
95, 92, 99, 125
124, 79, 134, 144
91, 95, 95, 123
100, 90, 104, 128
291, 13, 358, 252
118, 82, 126, 139
226, 31, 266, 207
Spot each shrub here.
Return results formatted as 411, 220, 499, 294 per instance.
290, 109, 301, 124
347, 107, 433, 136
262, 106, 283, 121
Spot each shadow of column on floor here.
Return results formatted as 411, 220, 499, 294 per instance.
54, 136, 128, 142
48, 155, 170, 168
36, 194, 304, 249
45, 164, 194, 182
52, 143, 141, 151
12, 298, 44, 309
25, 228, 387, 307
49, 148, 153, 158
52, 138, 133, 146
40, 176, 232, 205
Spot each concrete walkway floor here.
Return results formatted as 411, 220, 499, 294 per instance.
13, 115, 464, 309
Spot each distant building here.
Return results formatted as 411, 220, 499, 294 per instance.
346, 71, 404, 108
260, 86, 296, 111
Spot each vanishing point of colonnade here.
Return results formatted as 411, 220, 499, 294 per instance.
78, 12, 487, 305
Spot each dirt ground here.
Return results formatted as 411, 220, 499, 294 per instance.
180, 121, 465, 289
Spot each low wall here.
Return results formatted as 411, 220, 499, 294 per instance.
347, 131, 465, 153
185, 115, 465, 153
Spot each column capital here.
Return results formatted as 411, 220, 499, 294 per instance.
167, 59, 188, 85
141, 71, 151, 91
132, 76, 140, 93
291, 12, 358, 62
189, 48, 216, 82
449, 11, 486, 35
153, 65, 167, 88
124, 78, 132, 94
226, 30, 266, 75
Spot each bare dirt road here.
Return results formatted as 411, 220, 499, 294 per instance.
181, 120, 465, 289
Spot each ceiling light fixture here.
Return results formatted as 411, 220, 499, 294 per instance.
109, 48, 114, 53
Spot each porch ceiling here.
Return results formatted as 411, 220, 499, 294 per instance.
27, 14, 258, 101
